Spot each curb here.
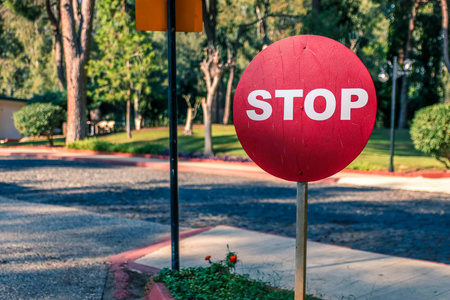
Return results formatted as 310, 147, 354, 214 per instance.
105, 227, 214, 299
1, 145, 449, 178
145, 279, 175, 300
2, 145, 254, 165
339, 168, 450, 179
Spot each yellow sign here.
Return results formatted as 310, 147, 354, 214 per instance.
135, 0, 202, 32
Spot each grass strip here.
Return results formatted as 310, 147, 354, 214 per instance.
1, 125, 445, 171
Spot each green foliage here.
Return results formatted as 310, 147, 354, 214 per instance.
66, 138, 111, 151
67, 138, 165, 154
29, 90, 67, 110
88, 0, 155, 107
381, 0, 444, 126
2, 0, 448, 129
0, 4, 58, 98
13, 103, 65, 146
410, 103, 450, 169
3, 0, 42, 21
152, 252, 320, 300
303, 0, 361, 41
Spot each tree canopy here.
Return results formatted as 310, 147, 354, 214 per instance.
1, 0, 449, 150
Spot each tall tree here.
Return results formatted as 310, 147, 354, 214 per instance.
382, 0, 444, 127
201, 0, 233, 155
4, 0, 65, 91
441, 0, 450, 72
88, 0, 155, 139
410, 0, 444, 109
397, 0, 423, 129
201, 0, 303, 153
0, 4, 58, 97
219, 0, 306, 126
200, 46, 232, 155
60, 0, 95, 144
303, 0, 361, 40
45, 0, 65, 91
222, 48, 235, 125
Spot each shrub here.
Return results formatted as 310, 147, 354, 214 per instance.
410, 103, 450, 169
67, 138, 166, 154
151, 252, 320, 300
13, 103, 65, 146
67, 138, 111, 151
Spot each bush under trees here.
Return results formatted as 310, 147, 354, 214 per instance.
410, 103, 450, 169
67, 138, 165, 154
13, 103, 65, 146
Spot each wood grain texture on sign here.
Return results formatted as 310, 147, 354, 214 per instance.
233, 35, 377, 182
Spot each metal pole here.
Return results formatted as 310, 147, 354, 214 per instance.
389, 57, 398, 173
295, 182, 308, 300
167, 0, 179, 271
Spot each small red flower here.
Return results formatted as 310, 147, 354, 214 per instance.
205, 256, 211, 261
229, 255, 237, 263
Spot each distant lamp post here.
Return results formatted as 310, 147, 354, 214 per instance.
378, 57, 412, 172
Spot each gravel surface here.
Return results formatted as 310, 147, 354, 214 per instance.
0, 197, 169, 299
1, 156, 449, 264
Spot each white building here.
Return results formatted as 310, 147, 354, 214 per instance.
0, 96, 27, 140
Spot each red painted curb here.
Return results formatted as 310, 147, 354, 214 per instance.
339, 168, 450, 179
106, 227, 214, 266
105, 226, 214, 299
2, 145, 254, 165
145, 279, 176, 300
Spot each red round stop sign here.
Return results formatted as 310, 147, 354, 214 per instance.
233, 35, 377, 182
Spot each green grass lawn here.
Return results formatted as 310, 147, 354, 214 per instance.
348, 128, 444, 172
2, 124, 445, 172
97, 124, 247, 157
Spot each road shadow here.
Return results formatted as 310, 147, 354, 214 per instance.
1, 156, 449, 264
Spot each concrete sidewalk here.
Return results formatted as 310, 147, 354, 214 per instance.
130, 225, 450, 300
1, 146, 449, 194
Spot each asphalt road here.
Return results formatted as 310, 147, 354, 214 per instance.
0, 197, 169, 300
1, 156, 449, 264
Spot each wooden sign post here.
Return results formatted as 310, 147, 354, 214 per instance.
136, 0, 202, 271
295, 182, 308, 299
233, 35, 377, 299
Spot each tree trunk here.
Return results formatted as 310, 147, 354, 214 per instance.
202, 0, 217, 44
183, 95, 200, 135
47, 133, 54, 147
211, 83, 221, 123
202, 96, 213, 155
65, 59, 87, 143
126, 98, 132, 139
45, 0, 65, 91
134, 92, 142, 130
398, 76, 409, 129
442, 0, 450, 72
125, 57, 132, 139
184, 108, 195, 135
60, 0, 95, 145
200, 46, 232, 155
55, 33, 65, 91
398, 0, 420, 129
223, 65, 235, 125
